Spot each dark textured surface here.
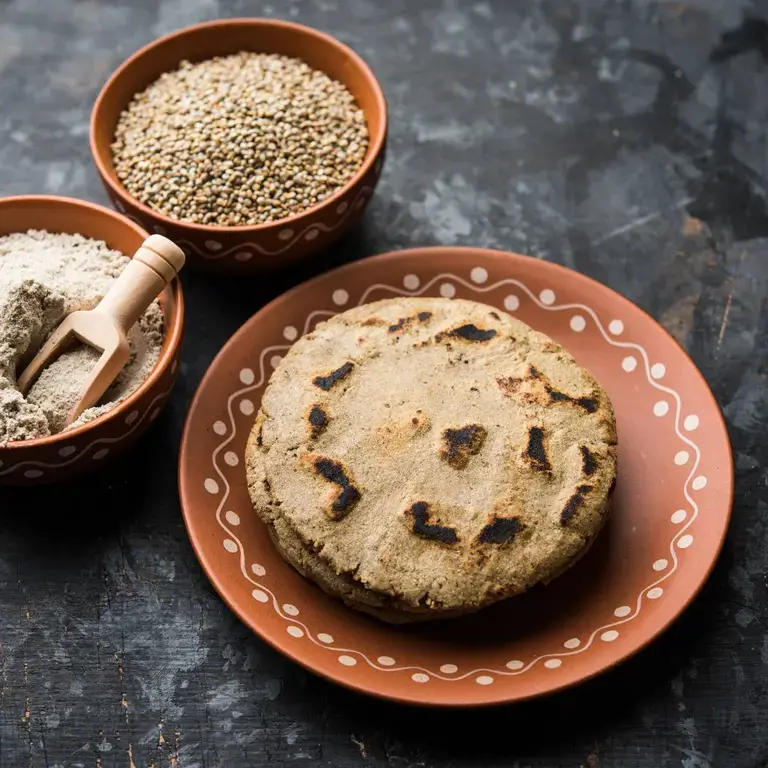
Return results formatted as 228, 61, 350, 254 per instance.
0, 0, 766, 765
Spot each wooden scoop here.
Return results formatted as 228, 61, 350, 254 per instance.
17, 234, 185, 427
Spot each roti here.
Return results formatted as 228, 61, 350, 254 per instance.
246, 297, 617, 620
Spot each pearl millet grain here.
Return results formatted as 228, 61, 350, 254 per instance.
111, 52, 369, 227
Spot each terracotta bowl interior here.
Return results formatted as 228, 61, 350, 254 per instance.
0, 195, 181, 448
91, 19, 387, 230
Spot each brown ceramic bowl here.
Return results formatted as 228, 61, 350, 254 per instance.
0, 195, 184, 485
179, 247, 733, 705
90, 18, 388, 275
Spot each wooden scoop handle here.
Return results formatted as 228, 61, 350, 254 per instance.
96, 235, 185, 332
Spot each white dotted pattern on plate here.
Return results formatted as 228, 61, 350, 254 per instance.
202, 268, 707, 685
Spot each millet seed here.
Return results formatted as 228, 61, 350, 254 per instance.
111, 52, 370, 227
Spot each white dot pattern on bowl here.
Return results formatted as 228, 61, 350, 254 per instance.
506, 660, 524, 670
564, 638, 581, 649
692, 476, 707, 490
338, 655, 357, 666
403, 274, 420, 290
544, 659, 562, 669
570, 315, 586, 332
377, 656, 395, 666
539, 289, 555, 305
678, 534, 694, 549
205, 240, 222, 252
653, 401, 669, 417
684, 415, 699, 431
317, 633, 334, 644
622, 356, 637, 372
674, 450, 690, 466
287, 626, 304, 638
671, 509, 687, 524
93, 449, 109, 460
252, 589, 268, 602
279, 229, 294, 241
24, 469, 43, 479
283, 604, 299, 616
239, 399, 255, 416
332, 289, 349, 306
224, 451, 239, 467
439, 282, 456, 298
240, 368, 255, 385
504, 295, 519, 311
601, 630, 619, 642
614, 606, 631, 618
608, 319, 624, 335
653, 559, 668, 571
223, 539, 237, 553
283, 326, 298, 341
651, 363, 666, 379
270, 355, 283, 369
412, 673, 429, 683
58, 446, 76, 457
204, 478, 219, 494
235, 251, 253, 262
440, 664, 458, 674
470, 266, 488, 284
647, 587, 664, 599
305, 229, 319, 241
213, 421, 227, 435
125, 410, 139, 425
336, 201, 348, 214
150, 407, 161, 421
476, 675, 494, 686
225, 511, 240, 526
251, 563, 266, 576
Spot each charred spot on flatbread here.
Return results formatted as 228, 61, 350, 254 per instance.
440, 424, 487, 469
437, 324, 498, 343
580, 445, 598, 476
406, 502, 458, 544
313, 457, 361, 520
308, 405, 329, 438
388, 312, 433, 334
524, 426, 550, 472
477, 515, 523, 544
560, 484, 593, 525
497, 365, 599, 413
313, 362, 354, 391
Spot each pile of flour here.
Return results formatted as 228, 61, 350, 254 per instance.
0, 230, 165, 445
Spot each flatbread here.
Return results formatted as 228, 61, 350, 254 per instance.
246, 297, 617, 620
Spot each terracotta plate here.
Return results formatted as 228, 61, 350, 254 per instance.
179, 247, 733, 706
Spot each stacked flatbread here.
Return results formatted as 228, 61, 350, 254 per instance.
246, 297, 617, 623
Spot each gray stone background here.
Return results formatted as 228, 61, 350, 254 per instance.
1, 0, 767, 765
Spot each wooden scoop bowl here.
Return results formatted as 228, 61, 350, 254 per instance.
17, 234, 185, 427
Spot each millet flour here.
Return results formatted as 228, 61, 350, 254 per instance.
0, 230, 165, 445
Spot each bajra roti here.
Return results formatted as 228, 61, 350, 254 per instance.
246, 297, 617, 620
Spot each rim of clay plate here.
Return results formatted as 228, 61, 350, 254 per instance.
0, 194, 185, 451
179, 246, 734, 706
90, 17, 388, 233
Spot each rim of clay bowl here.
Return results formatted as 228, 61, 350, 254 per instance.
90, 17, 388, 234
0, 194, 184, 451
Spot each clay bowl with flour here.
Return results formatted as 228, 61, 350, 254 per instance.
90, 18, 388, 275
0, 195, 184, 486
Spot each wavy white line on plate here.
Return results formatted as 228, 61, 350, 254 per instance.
0, 387, 173, 476
204, 271, 705, 682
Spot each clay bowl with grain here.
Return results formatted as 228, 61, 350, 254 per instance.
90, 18, 388, 275
0, 195, 184, 486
